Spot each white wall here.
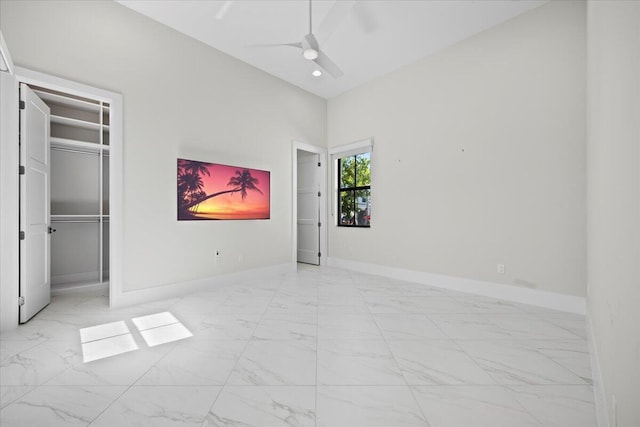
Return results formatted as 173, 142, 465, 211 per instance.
587, 2, 640, 426
0, 1, 326, 294
327, 0, 587, 297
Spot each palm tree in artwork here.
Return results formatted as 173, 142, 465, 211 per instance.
178, 161, 208, 213
181, 168, 262, 210
227, 169, 263, 200
191, 189, 207, 213
184, 161, 210, 179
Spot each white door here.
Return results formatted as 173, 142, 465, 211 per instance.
297, 151, 320, 265
19, 83, 51, 323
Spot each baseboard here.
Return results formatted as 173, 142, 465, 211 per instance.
326, 257, 586, 314
52, 281, 108, 295
52, 271, 99, 286
586, 313, 610, 427
109, 263, 291, 308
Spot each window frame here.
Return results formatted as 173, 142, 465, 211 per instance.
337, 152, 371, 228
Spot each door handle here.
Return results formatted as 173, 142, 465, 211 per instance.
48, 227, 56, 234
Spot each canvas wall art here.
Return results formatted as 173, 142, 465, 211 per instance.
177, 158, 270, 220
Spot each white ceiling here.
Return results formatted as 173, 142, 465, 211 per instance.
117, 0, 547, 99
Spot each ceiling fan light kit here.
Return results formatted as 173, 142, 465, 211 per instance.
303, 48, 318, 60
254, 0, 344, 79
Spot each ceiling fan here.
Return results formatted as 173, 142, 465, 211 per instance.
258, 0, 345, 78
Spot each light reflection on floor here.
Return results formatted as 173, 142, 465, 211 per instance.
79, 312, 192, 362
132, 312, 193, 347
79, 320, 138, 363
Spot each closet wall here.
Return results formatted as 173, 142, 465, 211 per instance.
30, 85, 110, 291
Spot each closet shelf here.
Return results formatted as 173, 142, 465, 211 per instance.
51, 114, 109, 131
51, 214, 109, 223
51, 137, 110, 153
33, 89, 103, 114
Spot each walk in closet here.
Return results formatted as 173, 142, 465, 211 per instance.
29, 85, 110, 291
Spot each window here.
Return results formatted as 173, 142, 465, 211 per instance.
338, 152, 371, 227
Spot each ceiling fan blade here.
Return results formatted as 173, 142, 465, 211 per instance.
304, 33, 319, 51
316, 0, 355, 40
248, 42, 302, 49
352, 1, 379, 33
215, 0, 234, 20
314, 50, 344, 78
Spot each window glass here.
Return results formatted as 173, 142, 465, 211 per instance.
338, 152, 371, 227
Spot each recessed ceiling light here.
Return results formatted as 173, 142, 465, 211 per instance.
312, 70, 322, 77
303, 48, 319, 60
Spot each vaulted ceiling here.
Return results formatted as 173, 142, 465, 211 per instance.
117, 0, 547, 98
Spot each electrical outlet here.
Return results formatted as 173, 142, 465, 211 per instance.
497, 264, 505, 274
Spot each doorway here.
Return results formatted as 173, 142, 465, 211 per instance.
14, 67, 123, 323
292, 142, 327, 266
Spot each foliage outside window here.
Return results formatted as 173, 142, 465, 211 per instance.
338, 152, 371, 227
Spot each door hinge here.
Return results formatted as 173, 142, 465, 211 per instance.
19, 296, 25, 306
317, 191, 321, 197
19, 231, 25, 240
19, 165, 25, 175
318, 222, 321, 227
317, 162, 321, 167
318, 252, 321, 258
19, 100, 25, 110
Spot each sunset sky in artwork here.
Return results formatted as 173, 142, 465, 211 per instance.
179, 160, 270, 220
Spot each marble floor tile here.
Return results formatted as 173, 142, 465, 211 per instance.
0, 336, 46, 363
41, 293, 110, 314
528, 340, 593, 384
90, 385, 221, 427
136, 339, 246, 386
365, 296, 441, 314
0, 340, 73, 386
428, 313, 512, 340
0, 386, 33, 409
0, 385, 125, 427
357, 281, 445, 298
458, 340, 587, 385
317, 339, 405, 385
449, 295, 527, 314
216, 296, 272, 314
45, 340, 172, 386
316, 386, 428, 427
0, 266, 596, 426
412, 385, 544, 427
227, 340, 316, 385
253, 313, 317, 341
181, 313, 261, 340
488, 314, 583, 340
540, 313, 588, 340
205, 386, 315, 427
6, 312, 124, 343
507, 385, 597, 427
318, 313, 383, 340
374, 313, 449, 340
387, 340, 495, 385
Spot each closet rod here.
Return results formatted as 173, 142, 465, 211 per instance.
51, 219, 102, 223
51, 146, 104, 156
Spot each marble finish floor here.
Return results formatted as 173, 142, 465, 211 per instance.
1, 266, 597, 426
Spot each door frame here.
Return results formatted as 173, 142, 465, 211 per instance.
14, 67, 123, 311
0, 31, 19, 331
291, 141, 327, 267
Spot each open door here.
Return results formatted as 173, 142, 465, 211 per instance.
19, 83, 51, 322
297, 151, 320, 265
